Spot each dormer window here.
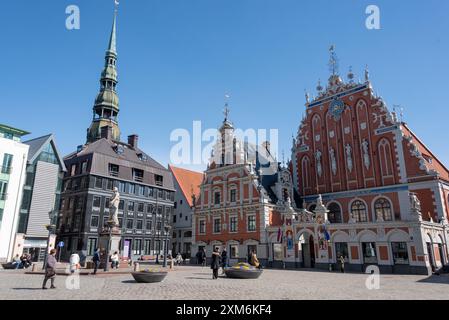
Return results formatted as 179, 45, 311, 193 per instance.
108, 163, 119, 177
133, 169, 144, 182
155, 174, 163, 186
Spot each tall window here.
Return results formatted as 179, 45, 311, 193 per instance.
137, 203, 144, 213
147, 204, 154, 214
128, 184, 136, 194
351, 200, 368, 222
133, 239, 142, 255
391, 242, 409, 265
108, 164, 119, 177
106, 179, 114, 190
128, 201, 135, 212
335, 242, 348, 259
214, 192, 221, 205
144, 240, 151, 255
146, 219, 153, 230
138, 185, 145, 196
247, 215, 256, 232
118, 182, 126, 193
92, 196, 101, 209
362, 242, 377, 263
136, 220, 143, 230
126, 219, 133, 229
327, 203, 342, 223
230, 245, 239, 258
1, 154, 13, 174
118, 200, 125, 211
0, 181, 7, 200
230, 189, 237, 203
229, 216, 238, 232
81, 161, 88, 174
132, 169, 144, 182
199, 220, 206, 234
374, 198, 393, 221
155, 175, 163, 186
87, 238, 97, 256
213, 218, 221, 233
90, 216, 99, 228
95, 177, 103, 189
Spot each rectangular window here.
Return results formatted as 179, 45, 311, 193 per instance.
118, 218, 123, 228
146, 219, 153, 230
155, 175, 163, 186
133, 239, 142, 255
137, 203, 144, 213
106, 179, 114, 190
138, 185, 145, 196
230, 245, 239, 258
104, 198, 110, 211
92, 196, 101, 209
229, 216, 238, 233
0, 181, 7, 200
213, 218, 221, 233
158, 189, 163, 199
391, 242, 409, 265
230, 189, 236, 203
147, 204, 154, 214
362, 242, 378, 264
156, 220, 162, 231
133, 169, 144, 182
103, 216, 108, 228
81, 161, 88, 174
87, 238, 97, 256
214, 192, 220, 205
148, 187, 154, 198
128, 183, 136, 194
1, 154, 13, 174
90, 216, 99, 228
157, 205, 163, 215
126, 219, 134, 229
118, 200, 125, 211
128, 201, 135, 212
136, 220, 143, 230
119, 182, 126, 193
199, 220, 206, 234
95, 177, 103, 189
70, 164, 77, 176
335, 242, 349, 259
173, 215, 177, 223
109, 164, 119, 177
144, 240, 151, 255
247, 215, 256, 232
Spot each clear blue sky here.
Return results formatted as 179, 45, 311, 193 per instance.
1, 0, 449, 172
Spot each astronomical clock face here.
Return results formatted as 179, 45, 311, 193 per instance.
329, 98, 345, 121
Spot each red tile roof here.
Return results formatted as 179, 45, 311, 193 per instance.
169, 165, 204, 207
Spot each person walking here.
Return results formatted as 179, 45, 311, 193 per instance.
92, 248, 101, 274
220, 248, 228, 274
69, 252, 80, 274
211, 247, 221, 280
339, 255, 345, 273
201, 249, 207, 267
42, 249, 57, 289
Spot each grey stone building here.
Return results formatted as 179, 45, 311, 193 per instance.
57, 10, 174, 262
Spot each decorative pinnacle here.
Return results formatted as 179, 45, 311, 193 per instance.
347, 66, 354, 82
223, 94, 230, 121
316, 79, 323, 92
365, 65, 370, 82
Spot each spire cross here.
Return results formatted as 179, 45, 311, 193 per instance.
223, 94, 231, 120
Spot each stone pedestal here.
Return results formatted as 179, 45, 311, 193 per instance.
99, 230, 121, 268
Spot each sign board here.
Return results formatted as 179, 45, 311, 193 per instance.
58, 241, 65, 248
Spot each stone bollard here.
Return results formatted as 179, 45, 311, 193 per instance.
170, 259, 174, 270
134, 262, 139, 272
32, 263, 37, 272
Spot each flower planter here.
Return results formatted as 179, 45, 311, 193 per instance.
131, 271, 168, 283
224, 263, 263, 279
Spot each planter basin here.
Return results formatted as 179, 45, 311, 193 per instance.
224, 267, 263, 279
131, 271, 168, 283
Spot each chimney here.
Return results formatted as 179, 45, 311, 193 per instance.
100, 125, 113, 141
128, 134, 139, 149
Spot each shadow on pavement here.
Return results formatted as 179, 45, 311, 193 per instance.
12, 288, 45, 290
121, 280, 137, 284
417, 275, 449, 285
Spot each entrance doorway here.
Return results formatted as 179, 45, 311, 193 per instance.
426, 242, 436, 272
298, 233, 315, 268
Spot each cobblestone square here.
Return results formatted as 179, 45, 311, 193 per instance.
1, 266, 448, 300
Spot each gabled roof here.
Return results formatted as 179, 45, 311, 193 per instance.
23, 134, 67, 172
169, 165, 203, 207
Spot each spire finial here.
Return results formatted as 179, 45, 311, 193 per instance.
365, 64, 370, 82
107, 1, 119, 54
347, 66, 354, 82
328, 45, 339, 76
223, 93, 230, 121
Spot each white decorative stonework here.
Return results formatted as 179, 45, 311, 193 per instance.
329, 147, 337, 176
345, 144, 353, 173
362, 139, 370, 170
315, 134, 321, 142
315, 149, 323, 178
329, 131, 335, 138
344, 127, 350, 135
360, 122, 367, 130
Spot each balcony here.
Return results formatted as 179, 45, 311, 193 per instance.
109, 170, 119, 177
0, 166, 11, 174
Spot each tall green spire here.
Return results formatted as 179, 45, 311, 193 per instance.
86, 6, 121, 144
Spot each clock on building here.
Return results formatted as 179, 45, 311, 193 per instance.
329, 98, 345, 121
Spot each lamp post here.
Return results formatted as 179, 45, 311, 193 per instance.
163, 225, 172, 268
43, 209, 57, 270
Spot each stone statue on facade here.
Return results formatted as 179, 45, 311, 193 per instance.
109, 187, 120, 227
345, 144, 353, 173
362, 139, 370, 170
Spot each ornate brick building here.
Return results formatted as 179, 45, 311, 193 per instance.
191, 109, 292, 266
283, 50, 449, 274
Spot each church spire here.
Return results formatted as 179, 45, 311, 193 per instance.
86, 3, 121, 144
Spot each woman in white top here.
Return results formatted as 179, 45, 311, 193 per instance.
111, 251, 120, 269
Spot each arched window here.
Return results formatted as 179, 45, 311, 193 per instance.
301, 156, 311, 189
374, 198, 393, 221
351, 200, 368, 222
328, 202, 342, 223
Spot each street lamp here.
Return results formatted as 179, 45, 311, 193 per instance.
163, 225, 172, 268
43, 209, 57, 270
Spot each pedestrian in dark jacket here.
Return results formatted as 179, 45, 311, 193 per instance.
92, 248, 101, 274
211, 247, 221, 280
221, 248, 228, 274
42, 249, 57, 289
